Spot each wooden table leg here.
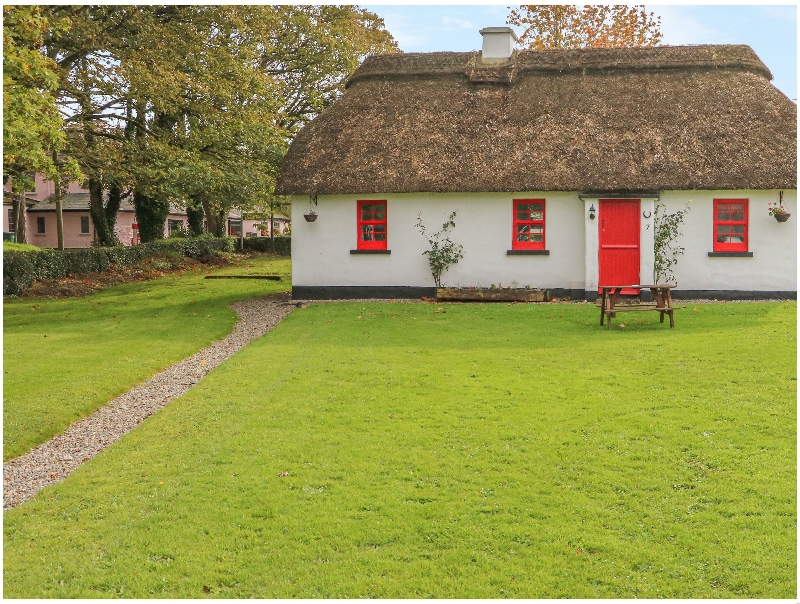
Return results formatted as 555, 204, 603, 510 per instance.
665, 288, 675, 327
600, 288, 607, 326
606, 287, 617, 330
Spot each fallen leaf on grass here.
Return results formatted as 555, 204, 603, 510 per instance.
277, 471, 289, 477
202, 585, 211, 594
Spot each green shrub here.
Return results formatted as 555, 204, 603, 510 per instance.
241, 236, 291, 255
3, 237, 236, 295
3, 242, 43, 253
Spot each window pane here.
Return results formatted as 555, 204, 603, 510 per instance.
531, 234, 543, 242
361, 205, 373, 220
373, 210, 385, 221
731, 212, 744, 221
530, 225, 543, 235
516, 233, 529, 242
374, 233, 386, 241
361, 225, 374, 241
373, 225, 386, 233
717, 210, 730, 221
732, 225, 745, 234
531, 211, 543, 221
517, 225, 530, 234
731, 235, 744, 244
517, 211, 529, 221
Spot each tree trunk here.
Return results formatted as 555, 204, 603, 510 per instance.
105, 183, 123, 240
187, 195, 205, 236
53, 150, 64, 250
88, 177, 117, 246
55, 196, 64, 250
201, 197, 226, 237
12, 192, 27, 244
133, 190, 169, 243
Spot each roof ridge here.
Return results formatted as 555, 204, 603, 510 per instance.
347, 44, 772, 88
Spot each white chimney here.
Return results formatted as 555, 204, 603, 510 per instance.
479, 27, 518, 60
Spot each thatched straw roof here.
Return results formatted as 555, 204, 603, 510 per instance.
275, 45, 796, 195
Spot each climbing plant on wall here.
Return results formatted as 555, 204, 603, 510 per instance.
653, 201, 691, 284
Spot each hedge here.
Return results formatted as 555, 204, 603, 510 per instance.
3, 237, 236, 296
240, 236, 291, 255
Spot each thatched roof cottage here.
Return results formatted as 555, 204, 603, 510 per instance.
276, 28, 796, 300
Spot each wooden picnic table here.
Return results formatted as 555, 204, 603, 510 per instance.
599, 284, 676, 329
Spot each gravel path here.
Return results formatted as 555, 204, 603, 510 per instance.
3, 296, 298, 511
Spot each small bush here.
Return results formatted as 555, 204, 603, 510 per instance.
3, 237, 236, 295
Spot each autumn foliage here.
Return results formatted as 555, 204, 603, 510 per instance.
507, 5, 662, 50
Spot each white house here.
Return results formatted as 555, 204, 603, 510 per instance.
275, 29, 797, 300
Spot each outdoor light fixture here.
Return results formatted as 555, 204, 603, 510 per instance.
589, 204, 596, 220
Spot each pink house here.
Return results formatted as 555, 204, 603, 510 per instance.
2, 175, 281, 247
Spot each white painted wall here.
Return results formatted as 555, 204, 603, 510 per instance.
292, 189, 796, 293
293, 192, 585, 289
661, 190, 796, 292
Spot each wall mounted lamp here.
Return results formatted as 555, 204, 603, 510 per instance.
589, 204, 596, 220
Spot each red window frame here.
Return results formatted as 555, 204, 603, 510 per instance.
512, 199, 546, 250
713, 199, 748, 252
357, 200, 388, 250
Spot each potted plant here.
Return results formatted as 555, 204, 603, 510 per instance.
769, 192, 790, 222
303, 210, 318, 222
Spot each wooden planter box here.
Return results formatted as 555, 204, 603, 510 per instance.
436, 287, 550, 302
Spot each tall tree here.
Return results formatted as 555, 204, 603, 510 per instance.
508, 5, 662, 50
37, 6, 399, 244
258, 5, 399, 134
3, 6, 80, 243
41, 5, 144, 245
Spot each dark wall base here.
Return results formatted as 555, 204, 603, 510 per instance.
293, 285, 437, 300
551, 288, 587, 301
585, 290, 796, 302
294, 286, 797, 302
671, 290, 796, 301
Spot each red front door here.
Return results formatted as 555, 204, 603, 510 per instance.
599, 199, 640, 293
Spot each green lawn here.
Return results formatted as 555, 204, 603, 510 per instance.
3, 300, 795, 597
2, 254, 290, 460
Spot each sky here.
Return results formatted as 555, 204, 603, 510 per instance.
362, 4, 797, 100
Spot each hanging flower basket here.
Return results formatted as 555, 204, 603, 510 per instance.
774, 212, 791, 223
303, 212, 318, 222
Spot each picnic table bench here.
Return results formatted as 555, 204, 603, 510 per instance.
599, 284, 676, 329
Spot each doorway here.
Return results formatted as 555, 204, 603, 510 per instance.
598, 199, 640, 293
